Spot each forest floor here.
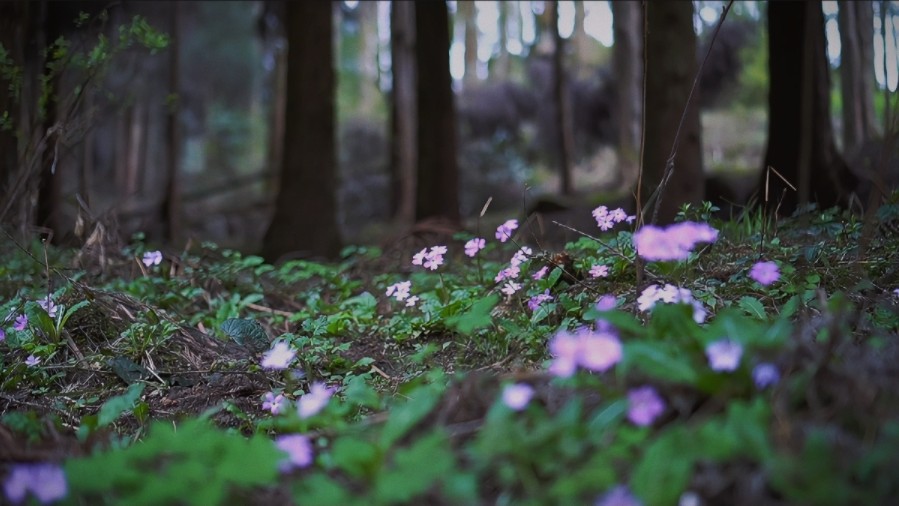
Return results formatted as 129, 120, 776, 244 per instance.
2, 199, 899, 505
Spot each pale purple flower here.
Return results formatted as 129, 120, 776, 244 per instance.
297, 382, 334, 419
548, 328, 622, 377
706, 339, 743, 372
0, 329, 4, 342
595, 295, 618, 311
37, 297, 57, 318
412, 248, 428, 266
510, 246, 532, 267
501, 383, 534, 411
261, 342, 297, 370
637, 284, 706, 323
527, 290, 554, 311
13, 314, 27, 331
532, 266, 549, 280
589, 264, 609, 278
593, 206, 634, 232
3, 462, 67, 504
405, 295, 419, 307
633, 222, 718, 261
464, 238, 485, 257
749, 261, 780, 286
386, 281, 412, 301
893, 288, 899, 298
494, 265, 520, 283
142, 250, 162, 267
501, 281, 521, 295
627, 386, 666, 426
413, 246, 446, 270
596, 485, 642, 506
752, 363, 780, 389
25, 355, 40, 367
275, 434, 314, 471
495, 219, 519, 242
262, 392, 286, 415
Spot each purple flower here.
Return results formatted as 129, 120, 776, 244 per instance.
595, 485, 642, 506
627, 386, 666, 426
261, 342, 297, 370
297, 382, 334, 419
548, 328, 622, 377
37, 297, 57, 319
13, 314, 27, 331
494, 265, 520, 282
527, 290, 554, 312
386, 281, 412, 301
637, 284, 706, 323
275, 434, 314, 471
589, 264, 609, 278
532, 266, 549, 280
501, 383, 534, 411
501, 281, 521, 295
0, 329, 4, 343
749, 261, 780, 286
592, 206, 633, 232
495, 219, 519, 243
752, 363, 780, 389
633, 222, 718, 261
3, 462, 67, 504
405, 295, 419, 307
464, 238, 485, 257
706, 339, 743, 372
595, 295, 618, 311
262, 392, 286, 415
893, 288, 899, 298
142, 250, 163, 267
510, 246, 532, 267
413, 246, 446, 270
25, 355, 40, 367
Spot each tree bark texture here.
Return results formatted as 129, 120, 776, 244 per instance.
414, 0, 460, 223
838, 0, 876, 154
643, 1, 704, 224
550, 0, 575, 195
611, 0, 643, 185
161, 2, 182, 244
389, 0, 417, 224
760, 0, 856, 215
459, 0, 478, 88
0, 1, 26, 196
262, 0, 341, 260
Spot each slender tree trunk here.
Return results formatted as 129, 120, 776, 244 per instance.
572, 0, 592, 73
495, 0, 510, 80
0, 1, 25, 198
262, 0, 341, 260
838, 0, 876, 154
390, 0, 416, 225
358, 0, 379, 115
760, 0, 856, 215
550, 0, 574, 195
36, 1, 62, 239
161, 2, 182, 244
643, 1, 704, 224
414, 0, 459, 223
612, 0, 643, 188
459, 0, 478, 88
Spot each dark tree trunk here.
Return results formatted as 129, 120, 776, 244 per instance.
262, 0, 341, 260
760, 0, 857, 215
414, 0, 459, 223
459, 0, 478, 88
611, 0, 643, 187
389, 0, 416, 225
643, 1, 704, 224
36, 1, 62, 239
550, 0, 574, 195
838, 0, 876, 154
0, 1, 26, 196
161, 2, 181, 244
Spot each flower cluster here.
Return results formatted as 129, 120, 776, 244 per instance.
501, 383, 534, 411
495, 219, 518, 243
592, 205, 634, 231
627, 386, 665, 426
637, 284, 707, 323
464, 237, 485, 257
412, 245, 447, 270
527, 289, 553, 311
510, 246, 532, 267
749, 260, 780, 286
3, 463, 67, 504
589, 264, 609, 278
142, 250, 163, 267
548, 327, 622, 378
633, 222, 718, 261
261, 342, 297, 370
275, 434, 314, 471
385, 281, 418, 307
705, 338, 743, 372
298, 382, 334, 419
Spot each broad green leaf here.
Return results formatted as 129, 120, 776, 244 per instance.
622, 341, 699, 385
380, 382, 444, 447
737, 296, 766, 319
97, 382, 146, 427
631, 427, 694, 506
331, 436, 382, 479
375, 431, 455, 503
220, 318, 269, 352
445, 294, 500, 335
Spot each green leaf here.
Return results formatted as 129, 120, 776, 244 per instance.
331, 436, 382, 479
97, 382, 146, 428
445, 294, 500, 335
622, 341, 699, 385
737, 296, 766, 319
59, 299, 90, 329
344, 375, 381, 409
220, 318, 269, 352
375, 431, 455, 503
108, 355, 151, 384
380, 382, 444, 448
631, 427, 694, 506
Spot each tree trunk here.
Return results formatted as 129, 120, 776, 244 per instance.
414, 0, 459, 223
572, 0, 592, 73
550, 0, 574, 195
643, 1, 704, 224
495, 0, 510, 80
612, 0, 643, 188
36, 1, 62, 239
357, 0, 379, 115
838, 0, 876, 154
0, 1, 25, 197
390, 0, 416, 225
262, 0, 341, 260
161, 2, 182, 244
459, 0, 478, 88
760, 0, 857, 215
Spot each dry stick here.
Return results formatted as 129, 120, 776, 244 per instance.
646, 0, 735, 226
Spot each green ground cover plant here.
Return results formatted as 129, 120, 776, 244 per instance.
2, 198, 899, 505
